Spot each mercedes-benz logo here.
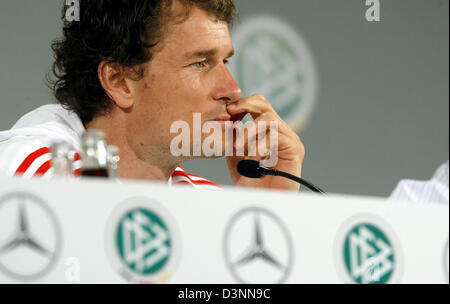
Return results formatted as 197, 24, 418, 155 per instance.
0, 192, 61, 281
223, 206, 294, 284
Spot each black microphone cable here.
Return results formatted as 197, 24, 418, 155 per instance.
237, 159, 326, 194
271, 169, 326, 194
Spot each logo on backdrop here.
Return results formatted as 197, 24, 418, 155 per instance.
334, 214, 402, 284
229, 15, 318, 132
0, 192, 61, 281
105, 197, 181, 283
223, 206, 294, 284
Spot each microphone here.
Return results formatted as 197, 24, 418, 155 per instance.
237, 160, 326, 194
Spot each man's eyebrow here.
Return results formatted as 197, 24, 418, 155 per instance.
184, 48, 235, 60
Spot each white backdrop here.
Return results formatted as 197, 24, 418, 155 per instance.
0, 176, 448, 284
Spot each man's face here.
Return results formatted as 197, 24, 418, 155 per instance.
126, 4, 241, 162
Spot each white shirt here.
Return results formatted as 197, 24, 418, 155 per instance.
389, 161, 449, 204
0, 104, 221, 189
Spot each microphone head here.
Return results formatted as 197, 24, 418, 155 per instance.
237, 160, 263, 178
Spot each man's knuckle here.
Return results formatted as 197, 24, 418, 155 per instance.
297, 140, 305, 156
253, 93, 265, 100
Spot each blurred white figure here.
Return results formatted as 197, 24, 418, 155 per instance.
389, 161, 449, 205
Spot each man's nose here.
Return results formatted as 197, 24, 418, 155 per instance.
212, 64, 242, 103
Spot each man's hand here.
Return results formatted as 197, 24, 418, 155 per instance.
225, 94, 305, 191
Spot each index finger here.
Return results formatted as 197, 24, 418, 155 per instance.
226, 94, 277, 120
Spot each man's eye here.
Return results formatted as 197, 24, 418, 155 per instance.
192, 60, 209, 69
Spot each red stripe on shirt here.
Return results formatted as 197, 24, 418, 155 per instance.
172, 180, 192, 186
173, 179, 221, 187
171, 171, 220, 187
171, 179, 222, 189
14, 147, 51, 175
33, 160, 51, 176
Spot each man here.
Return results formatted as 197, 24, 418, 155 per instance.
0, 0, 305, 191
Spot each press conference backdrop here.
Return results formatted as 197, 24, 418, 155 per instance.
0, 0, 448, 197
0, 176, 448, 283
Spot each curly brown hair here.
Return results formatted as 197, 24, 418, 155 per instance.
48, 0, 237, 123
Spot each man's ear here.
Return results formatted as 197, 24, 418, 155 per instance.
98, 60, 134, 109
